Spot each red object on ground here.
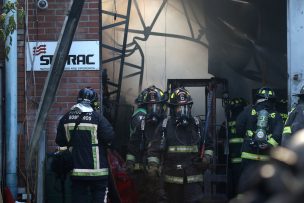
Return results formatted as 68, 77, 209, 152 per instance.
107, 149, 138, 203
4, 187, 15, 203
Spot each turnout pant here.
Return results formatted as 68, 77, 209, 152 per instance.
71, 179, 108, 203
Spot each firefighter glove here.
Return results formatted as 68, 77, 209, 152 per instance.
126, 161, 135, 173
147, 162, 159, 178
202, 155, 211, 170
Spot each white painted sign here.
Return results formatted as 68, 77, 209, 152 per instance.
26, 41, 100, 71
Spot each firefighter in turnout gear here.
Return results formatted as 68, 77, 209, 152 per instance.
126, 85, 168, 203
282, 85, 304, 146
226, 97, 247, 199
231, 129, 304, 203
147, 87, 213, 203
236, 87, 283, 191
55, 87, 115, 203
276, 99, 288, 123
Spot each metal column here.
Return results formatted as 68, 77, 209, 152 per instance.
287, 0, 304, 108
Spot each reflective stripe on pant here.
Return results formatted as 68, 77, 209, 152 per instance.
241, 152, 269, 161
164, 174, 203, 184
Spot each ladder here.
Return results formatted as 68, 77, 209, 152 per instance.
99, 0, 144, 124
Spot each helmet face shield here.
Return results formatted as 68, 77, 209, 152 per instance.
147, 103, 163, 122
174, 104, 192, 126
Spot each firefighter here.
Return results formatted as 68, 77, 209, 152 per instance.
126, 85, 168, 203
231, 129, 304, 203
276, 99, 288, 123
236, 87, 283, 190
225, 97, 247, 199
55, 87, 115, 203
281, 85, 304, 146
147, 87, 213, 203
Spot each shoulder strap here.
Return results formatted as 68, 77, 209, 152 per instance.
69, 112, 85, 147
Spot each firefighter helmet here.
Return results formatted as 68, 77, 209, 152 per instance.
256, 87, 276, 100
229, 97, 247, 110
168, 87, 193, 126
142, 85, 167, 104
135, 86, 167, 105
77, 87, 99, 109
168, 87, 193, 106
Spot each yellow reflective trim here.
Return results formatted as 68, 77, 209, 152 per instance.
228, 121, 236, 127
231, 157, 242, 163
187, 175, 203, 183
261, 90, 266, 94
147, 156, 160, 164
267, 137, 278, 146
205, 150, 214, 157
134, 163, 144, 170
251, 109, 257, 115
71, 168, 109, 176
65, 123, 99, 169
230, 128, 236, 134
246, 130, 254, 137
241, 152, 269, 161
283, 126, 291, 134
229, 138, 244, 143
269, 113, 276, 118
168, 145, 198, 153
64, 123, 98, 142
170, 93, 175, 99
164, 174, 203, 184
126, 154, 135, 161
165, 175, 183, 184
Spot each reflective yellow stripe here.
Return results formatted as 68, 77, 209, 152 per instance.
283, 126, 291, 134
134, 163, 144, 170
230, 128, 236, 134
228, 121, 236, 127
126, 154, 135, 162
267, 137, 278, 146
269, 113, 276, 118
204, 150, 213, 157
231, 157, 242, 163
65, 123, 99, 169
187, 175, 203, 183
241, 152, 269, 161
229, 138, 244, 143
168, 145, 198, 153
164, 174, 203, 184
246, 130, 254, 137
251, 109, 257, 115
72, 168, 108, 176
147, 156, 160, 164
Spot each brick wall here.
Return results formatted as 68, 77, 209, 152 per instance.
19, 0, 100, 159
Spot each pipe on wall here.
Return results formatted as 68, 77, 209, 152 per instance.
4, 0, 18, 198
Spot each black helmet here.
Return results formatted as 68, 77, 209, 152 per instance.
135, 86, 167, 122
168, 87, 193, 106
229, 97, 247, 110
168, 87, 193, 126
256, 87, 276, 100
77, 87, 99, 109
293, 86, 304, 97
136, 85, 167, 105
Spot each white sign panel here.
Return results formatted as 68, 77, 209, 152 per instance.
26, 41, 100, 71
